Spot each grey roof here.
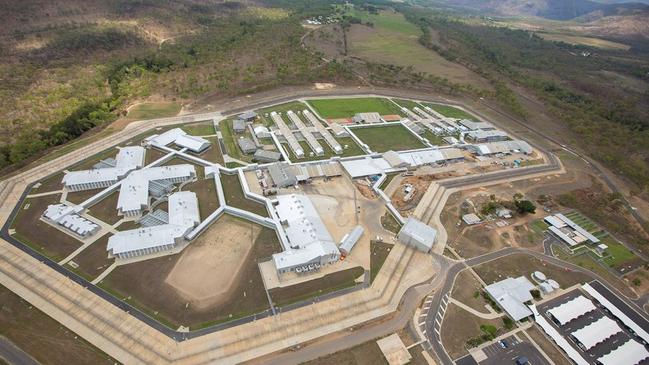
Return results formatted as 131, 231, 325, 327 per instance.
268, 162, 297, 187
485, 276, 535, 321
253, 149, 282, 162
397, 217, 437, 252
233, 119, 246, 131
238, 111, 257, 120
237, 137, 256, 153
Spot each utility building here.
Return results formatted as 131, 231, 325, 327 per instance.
485, 276, 535, 321
268, 162, 297, 188
339, 226, 364, 256
43, 204, 99, 237
144, 128, 211, 153
397, 217, 437, 252
352, 112, 382, 124
237, 137, 257, 154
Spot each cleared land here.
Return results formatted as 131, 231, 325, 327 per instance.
381, 212, 402, 234
126, 102, 181, 120
220, 173, 268, 217
100, 223, 281, 329
0, 285, 115, 365
441, 302, 504, 360
69, 234, 113, 281
165, 215, 262, 310
536, 32, 630, 50
351, 125, 425, 152
307, 97, 403, 119
269, 266, 364, 307
344, 10, 489, 88
422, 103, 474, 119
450, 269, 490, 313
11, 194, 82, 262
472, 253, 591, 287
86, 192, 121, 225
301, 339, 388, 365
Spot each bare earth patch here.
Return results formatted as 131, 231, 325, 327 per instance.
164, 215, 261, 309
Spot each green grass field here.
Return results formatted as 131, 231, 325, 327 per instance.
182, 121, 215, 136
391, 98, 421, 110
307, 98, 403, 119
423, 103, 474, 119
127, 102, 181, 120
421, 130, 448, 146
350, 124, 424, 152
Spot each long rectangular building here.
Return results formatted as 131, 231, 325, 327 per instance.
144, 128, 211, 153
303, 109, 342, 154
271, 112, 304, 159
287, 111, 324, 156
467, 140, 533, 155
62, 146, 145, 191
570, 316, 622, 350
547, 295, 597, 325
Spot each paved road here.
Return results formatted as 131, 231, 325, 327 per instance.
0, 337, 39, 365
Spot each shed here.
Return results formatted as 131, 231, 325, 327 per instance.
238, 111, 258, 122
254, 149, 282, 163
253, 125, 271, 138
397, 217, 436, 252
268, 162, 297, 188
339, 226, 364, 256
237, 137, 257, 154
352, 112, 382, 124
233, 119, 246, 133
383, 151, 409, 168
462, 213, 481, 225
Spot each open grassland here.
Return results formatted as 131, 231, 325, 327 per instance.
126, 102, 181, 120
423, 103, 475, 119
345, 10, 489, 88
0, 285, 115, 365
302, 339, 388, 365
536, 32, 630, 50
351, 124, 425, 152
307, 97, 403, 119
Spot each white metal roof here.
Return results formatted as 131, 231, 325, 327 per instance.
597, 340, 649, 365
485, 276, 535, 321
146, 128, 186, 147
59, 214, 98, 236
287, 111, 324, 155
271, 112, 304, 158
544, 215, 567, 228
339, 225, 364, 254
398, 217, 437, 251
62, 146, 145, 187
555, 213, 600, 243
398, 148, 464, 166
469, 140, 533, 155
467, 130, 508, 140
117, 165, 195, 213
548, 295, 597, 325
274, 194, 334, 249
548, 226, 579, 246
582, 283, 649, 344
272, 240, 339, 271
108, 191, 199, 256
175, 134, 210, 153
43, 204, 75, 222
571, 316, 622, 350
458, 119, 492, 130
531, 306, 590, 365
383, 150, 409, 167
341, 157, 391, 178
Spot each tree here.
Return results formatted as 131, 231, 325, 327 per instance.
530, 289, 541, 300
503, 317, 514, 329
515, 200, 536, 214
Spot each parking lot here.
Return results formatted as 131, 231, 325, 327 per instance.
480, 335, 549, 365
537, 287, 649, 364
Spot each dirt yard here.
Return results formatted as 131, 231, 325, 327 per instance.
441, 302, 504, 360
70, 234, 113, 281
165, 215, 261, 310
101, 221, 282, 329
450, 269, 489, 313
391, 175, 435, 214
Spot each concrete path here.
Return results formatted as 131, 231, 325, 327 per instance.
25, 190, 62, 198
92, 262, 117, 285
448, 298, 504, 319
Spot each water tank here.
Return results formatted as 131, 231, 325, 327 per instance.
532, 271, 547, 282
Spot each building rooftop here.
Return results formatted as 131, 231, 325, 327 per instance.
570, 316, 622, 350
398, 217, 437, 251
470, 140, 533, 155
117, 165, 196, 214
548, 295, 597, 325
341, 157, 391, 178
62, 146, 145, 187
274, 194, 334, 249
597, 340, 649, 365
485, 276, 535, 321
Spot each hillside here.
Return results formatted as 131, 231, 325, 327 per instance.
426, 0, 649, 20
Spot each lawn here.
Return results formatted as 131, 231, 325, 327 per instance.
182, 121, 215, 136
350, 124, 425, 152
370, 241, 394, 283
269, 266, 364, 307
381, 212, 402, 234
127, 102, 181, 120
600, 237, 637, 268
379, 173, 398, 191
391, 98, 421, 110
307, 97, 403, 119
337, 137, 367, 156
220, 173, 268, 217
423, 103, 475, 120
219, 119, 254, 162
421, 130, 448, 146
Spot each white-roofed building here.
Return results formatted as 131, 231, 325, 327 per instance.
330, 123, 349, 137
466, 130, 509, 142
43, 204, 99, 237
398, 148, 464, 167
457, 119, 493, 130
62, 146, 146, 191
254, 125, 272, 138
397, 217, 437, 252
175, 134, 211, 153
547, 295, 597, 325
341, 157, 391, 178
339, 226, 364, 256
570, 316, 622, 350
117, 164, 196, 217
485, 276, 535, 321
271, 194, 340, 274
352, 112, 382, 124
107, 191, 200, 259
544, 213, 600, 247
467, 140, 533, 156
597, 340, 649, 365
383, 151, 410, 168
143, 128, 211, 153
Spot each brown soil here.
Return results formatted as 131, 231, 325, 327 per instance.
70, 234, 113, 280
391, 175, 435, 213
450, 269, 489, 313
86, 191, 121, 225
32, 172, 64, 193
354, 181, 377, 199
144, 147, 168, 165
472, 253, 591, 287
66, 188, 103, 205
441, 302, 504, 360
100, 223, 281, 328
0, 285, 115, 365
300, 339, 388, 365
624, 267, 649, 297
11, 194, 82, 262
180, 177, 220, 220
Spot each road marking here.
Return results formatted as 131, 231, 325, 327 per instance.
434, 328, 440, 336
423, 304, 431, 311
422, 329, 426, 335
419, 321, 426, 326
435, 318, 441, 326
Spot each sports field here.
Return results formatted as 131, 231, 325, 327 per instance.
307, 98, 403, 119
351, 124, 425, 152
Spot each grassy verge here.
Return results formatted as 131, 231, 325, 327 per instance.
307, 98, 404, 119
423, 102, 474, 119
126, 102, 181, 120
370, 241, 394, 283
